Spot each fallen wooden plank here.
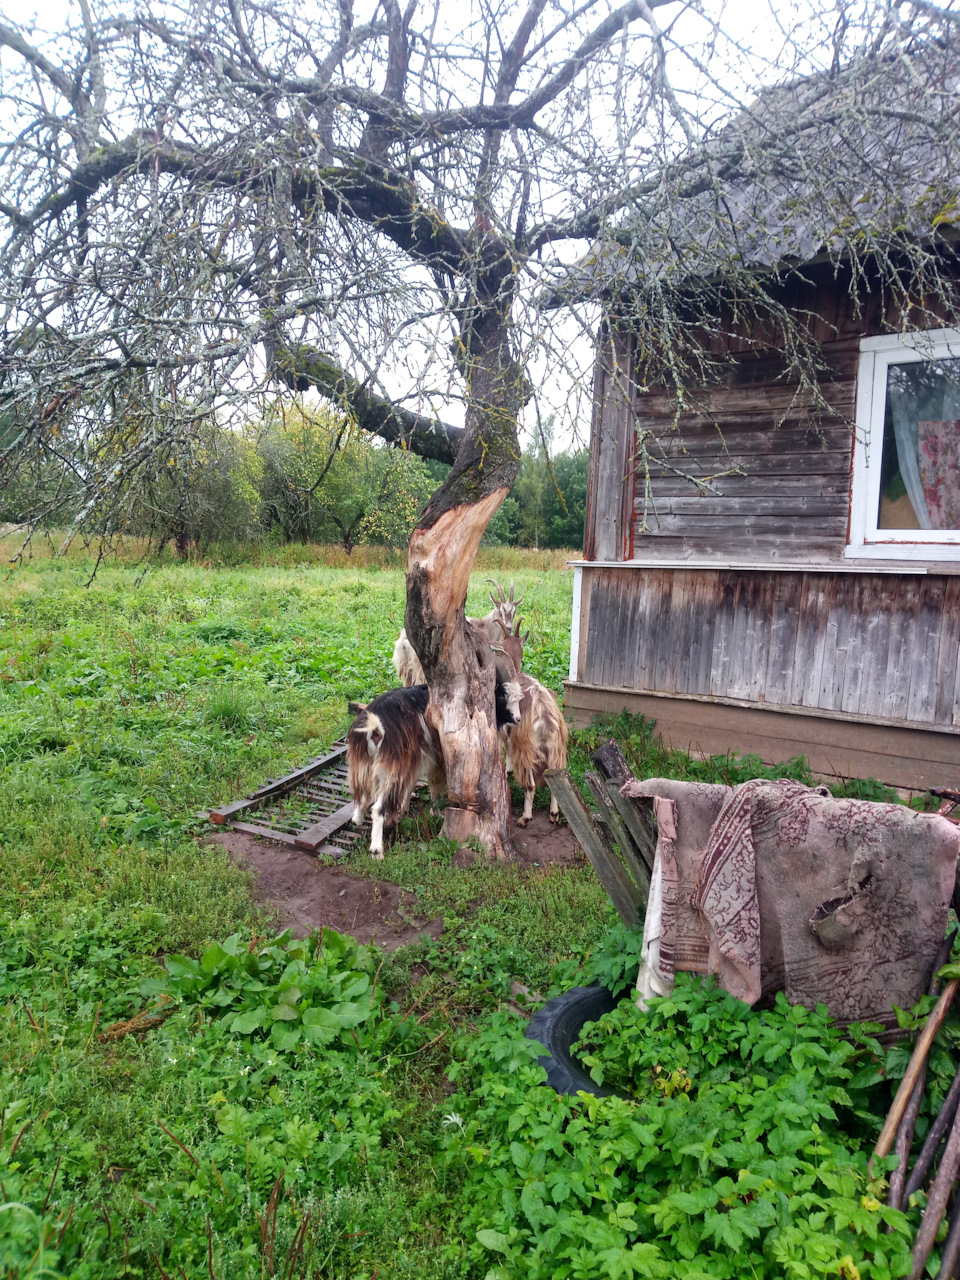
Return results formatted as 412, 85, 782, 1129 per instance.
545, 768, 642, 927
590, 740, 658, 875
294, 802, 358, 851
585, 771, 651, 904
229, 820, 300, 845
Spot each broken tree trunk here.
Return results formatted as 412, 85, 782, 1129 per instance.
404, 278, 528, 856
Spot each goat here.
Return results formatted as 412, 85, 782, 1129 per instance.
347, 673, 521, 859
391, 580, 521, 687
347, 685, 444, 860
496, 625, 569, 827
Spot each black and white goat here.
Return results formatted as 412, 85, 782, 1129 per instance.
496, 625, 569, 827
391, 580, 521, 687
347, 670, 521, 858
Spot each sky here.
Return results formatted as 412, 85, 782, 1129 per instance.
0, 0, 944, 454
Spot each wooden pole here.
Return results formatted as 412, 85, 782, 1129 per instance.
903, 1061, 960, 1202
888, 1066, 928, 1210
603, 783, 657, 878
910, 1104, 960, 1280
888, 929, 957, 1209
545, 768, 642, 927
872, 978, 960, 1170
935, 1193, 960, 1279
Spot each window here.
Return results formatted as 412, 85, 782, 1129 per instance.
848, 328, 960, 560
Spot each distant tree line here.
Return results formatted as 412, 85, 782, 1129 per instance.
1, 403, 587, 554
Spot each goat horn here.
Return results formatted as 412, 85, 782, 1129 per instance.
486, 578, 506, 604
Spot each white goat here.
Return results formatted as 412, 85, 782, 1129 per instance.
496, 625, 569, 826
392, 580, 521, 687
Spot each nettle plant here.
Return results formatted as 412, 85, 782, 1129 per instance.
146, 928, 381, 1052
444, 978, 915, 1280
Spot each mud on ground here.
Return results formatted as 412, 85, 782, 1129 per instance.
210, 811, 580, 951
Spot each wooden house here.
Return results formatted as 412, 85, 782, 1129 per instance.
563, 51, 960, 791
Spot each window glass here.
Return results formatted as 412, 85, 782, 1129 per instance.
878, 359, 960, 531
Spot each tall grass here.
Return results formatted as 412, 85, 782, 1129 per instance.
0, 531, 579, 572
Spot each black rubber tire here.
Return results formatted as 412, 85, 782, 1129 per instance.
525, 984, 624, 1098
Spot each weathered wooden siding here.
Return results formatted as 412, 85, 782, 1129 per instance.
577, 566, 960, 731
633, 346, 858, 556
582, 263, 957, 560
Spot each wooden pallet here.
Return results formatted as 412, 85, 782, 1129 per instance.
209, 741, 366, 858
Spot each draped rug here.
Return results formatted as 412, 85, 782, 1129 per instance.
624, 777, 960, 1033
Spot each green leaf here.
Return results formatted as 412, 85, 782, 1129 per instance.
229, 1009, 263, 1034
302, 1006, 342, 1029
477, 1229, 511, 1254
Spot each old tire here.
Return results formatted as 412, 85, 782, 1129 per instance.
525, 984, 625, 1098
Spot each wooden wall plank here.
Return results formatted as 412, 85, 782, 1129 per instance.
839, 574, 867, 715
765, 573, 802, 706
601, 570, 632, 691
637, 513, 850, 538
818, 574, 857, 713
614, 569, 640, 690
653, 570, 679, 693
709, 572, 738, 697
634, 568, 663, 691
692, 570, 720, 696
881, 577, 922, 721
582, 571, 607, 687
936, 578, 960, 726
673, 570, 701, 696
586, 329, 633, 562
725, 576, 755, 701
857, 577, 894, 719
907, 578, 946, 725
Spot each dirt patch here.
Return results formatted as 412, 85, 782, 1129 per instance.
452, 811, 581, 869
211, 810, 581, 948
210, 830, 443, 950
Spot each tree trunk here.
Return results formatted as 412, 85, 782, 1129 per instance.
405, 283, 528, 856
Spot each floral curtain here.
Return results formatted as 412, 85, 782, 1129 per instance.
886, 359, 960, 531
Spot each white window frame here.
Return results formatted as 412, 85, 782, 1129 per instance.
847, 327, 960, 561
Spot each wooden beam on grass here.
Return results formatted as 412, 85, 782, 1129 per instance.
590, 740, 658, 874
585, 771, 650, 903
545, 768, 642, 927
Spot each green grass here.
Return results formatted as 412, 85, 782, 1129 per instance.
0, 550, 934, 1278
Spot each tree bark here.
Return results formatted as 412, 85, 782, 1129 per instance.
404, 279, 528, 855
